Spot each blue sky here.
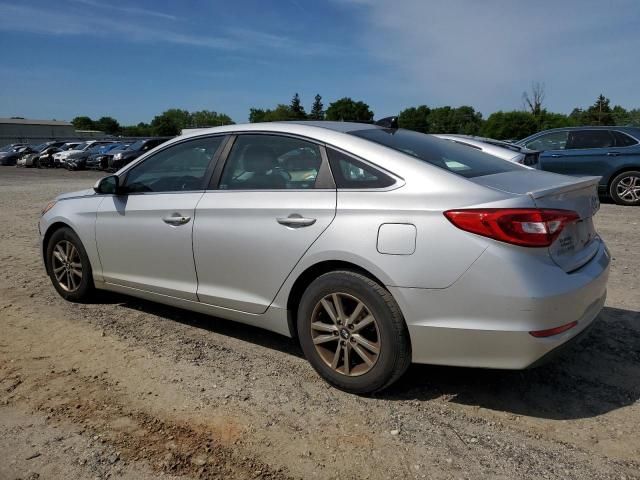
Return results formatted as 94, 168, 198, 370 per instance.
1, 0, 639, 124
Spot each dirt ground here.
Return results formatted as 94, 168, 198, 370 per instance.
1, 167, 638, 480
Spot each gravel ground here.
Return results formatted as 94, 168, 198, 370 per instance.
1, 167, 639, 480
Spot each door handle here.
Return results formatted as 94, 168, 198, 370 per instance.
277, 214, 316, 228
550, 154, 562, 158
607, 152, 620, 156
162, 214, 191, 226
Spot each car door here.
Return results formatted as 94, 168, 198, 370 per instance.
95, 135, 227, 300
193, 133, 337, 314
539, 130, 614, 176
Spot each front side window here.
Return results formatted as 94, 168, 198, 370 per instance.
524, 131, 569, 151
220, 135, 321, 190
566, 130, 614, 149
123, 136, 224, 193
327, 148, 395, 188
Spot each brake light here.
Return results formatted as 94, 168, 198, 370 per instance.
443, 208, 580, 247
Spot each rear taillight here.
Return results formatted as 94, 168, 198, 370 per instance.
443, 208, 580, 247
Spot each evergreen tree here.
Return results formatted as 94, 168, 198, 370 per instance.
289, 93, 307, 119
309, 94, 324, 120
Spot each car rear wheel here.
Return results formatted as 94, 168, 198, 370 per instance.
297, 270, 411, 394
610, 171, 640, 206
46, 227, 94, 301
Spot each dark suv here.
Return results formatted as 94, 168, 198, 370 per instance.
108, 137, 171, 171
517, 126, 640, 206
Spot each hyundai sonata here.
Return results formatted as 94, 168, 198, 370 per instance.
39, 121, 610, 393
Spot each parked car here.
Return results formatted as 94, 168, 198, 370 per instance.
517, 126, 640, 206
434, 134, 540, 166
86, 143, 131, 170
66, 142, 122, 170
108, 137, 171, 171
40, 122, 609, 394
53, 141, 114, 168
17, 141, 68, 167
0, 143, 28, 165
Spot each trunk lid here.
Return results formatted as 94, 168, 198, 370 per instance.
472, 171, 601, 272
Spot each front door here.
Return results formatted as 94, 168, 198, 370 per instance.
193, 134, 336, 314
95, 135, 226, 300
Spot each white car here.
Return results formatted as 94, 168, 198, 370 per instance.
434, 134, 539, 166
53, 141, 110, 166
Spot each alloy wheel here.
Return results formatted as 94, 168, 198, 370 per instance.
310, 292, 380, 376
51, 240, 83, 292
616, 175, 640, 203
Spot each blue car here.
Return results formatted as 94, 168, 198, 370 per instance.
517, 126, 640, 206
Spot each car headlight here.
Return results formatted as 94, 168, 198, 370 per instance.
113, 153, 123, 160
41, 201, 57, 216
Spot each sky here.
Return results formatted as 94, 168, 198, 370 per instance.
1, 0, 639, 125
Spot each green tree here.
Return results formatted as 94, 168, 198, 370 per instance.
151, 114, 181, 136
624, 109, 640, 127
325, 97, 374, 122
539, 111, 575, 130
427, 106, 483, 135
95, 116, 120, 135
289, 93, 307, 120
398, 105, 430, 133
481, 111, 538, 140
121, 122, 153, 137
158, 109, 192, 129
71, 116, 95, 130
585, 94, 614, 125
612, 105, 630, 125
309, 94, 324, 120
191, 110, 234, 127
249, 108, 267, 123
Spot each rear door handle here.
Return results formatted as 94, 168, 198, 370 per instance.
550, 154, 562, 158
277, 214, 316, 228
162, 214, 191, 226
607, 152, 620, 156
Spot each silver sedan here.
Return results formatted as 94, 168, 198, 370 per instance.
39, 121, 610, 393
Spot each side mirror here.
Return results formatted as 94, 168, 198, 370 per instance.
94, 175, 121, 194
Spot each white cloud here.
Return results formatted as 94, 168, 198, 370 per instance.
336, 0, 640, 113
0, 3, 341, 57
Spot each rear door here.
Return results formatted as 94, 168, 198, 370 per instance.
95, 135, 226, 300
540, 130, 614, 177
193, 133, 336, 314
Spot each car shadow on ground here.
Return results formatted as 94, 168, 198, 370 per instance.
93, 292, 638, 420
94, 291, 305, 358
382, 306, 640, 420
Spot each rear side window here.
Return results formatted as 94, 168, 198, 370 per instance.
566, 130, 614, 149
523, 131, 568, 151
326, 148, 395, 189
612, 130, 638, 147
350, 129, 522, 179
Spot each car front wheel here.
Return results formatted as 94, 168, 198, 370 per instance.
610, 171, 640, 206
46, 227, 94, 301
297, 270, 411, 394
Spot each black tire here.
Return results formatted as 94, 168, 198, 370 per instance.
297, 270, 411, 394
46, 227, 95, 302
609, 170, 640, 206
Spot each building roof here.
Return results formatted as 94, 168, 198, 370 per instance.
0, 117, 72, 127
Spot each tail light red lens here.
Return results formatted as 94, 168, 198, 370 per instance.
529, 321, 578, 337
443, 208, 580, 247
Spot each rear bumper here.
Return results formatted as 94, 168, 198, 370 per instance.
390, 240, 610, 369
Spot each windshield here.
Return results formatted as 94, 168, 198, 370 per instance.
73, 142, 88, 151
350, 129, 523, 178
127, 140, 146, 151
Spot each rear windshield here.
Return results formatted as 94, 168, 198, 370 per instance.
350, 128, 523, 178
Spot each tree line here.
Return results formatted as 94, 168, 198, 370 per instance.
72, 86, 640, 140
